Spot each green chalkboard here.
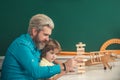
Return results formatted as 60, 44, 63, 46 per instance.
0, 0, 120, 56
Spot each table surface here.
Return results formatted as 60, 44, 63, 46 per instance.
57, 59, 120, 80
1, 56, 120, 80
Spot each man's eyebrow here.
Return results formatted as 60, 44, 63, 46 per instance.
43, 32, 48, 35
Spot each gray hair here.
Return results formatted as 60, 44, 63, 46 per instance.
28, 14, 54, 34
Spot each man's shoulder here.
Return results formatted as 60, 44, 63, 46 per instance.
16, 34, 32, 46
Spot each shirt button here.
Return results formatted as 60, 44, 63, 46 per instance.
32, 59, 34, 62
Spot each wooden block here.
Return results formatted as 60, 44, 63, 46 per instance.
78, 67, 85, 70
77, 70, 86, 73
77, 63, 85, 65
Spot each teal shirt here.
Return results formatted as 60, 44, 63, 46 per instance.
1, 33, 60, 80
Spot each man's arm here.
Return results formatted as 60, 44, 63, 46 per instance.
48, 71, 66, 80
15, 44, 61, 78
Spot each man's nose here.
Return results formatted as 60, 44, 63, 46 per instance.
46, 37, 49, 41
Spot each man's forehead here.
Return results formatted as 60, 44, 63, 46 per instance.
42, 26, 52, 34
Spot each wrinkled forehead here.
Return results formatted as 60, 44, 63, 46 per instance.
41, 26, 52, 35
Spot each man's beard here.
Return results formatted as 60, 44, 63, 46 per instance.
33, 34, 47, 50
38, 42, 46, 50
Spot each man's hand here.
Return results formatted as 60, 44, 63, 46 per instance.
64, 57, 77, 72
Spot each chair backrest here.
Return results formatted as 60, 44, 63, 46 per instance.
100, 38, 120, 51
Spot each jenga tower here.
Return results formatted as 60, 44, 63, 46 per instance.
76, 42, 86, 74
76, 42, 86, 55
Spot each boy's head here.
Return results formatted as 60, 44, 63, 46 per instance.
41, 39, 61, 62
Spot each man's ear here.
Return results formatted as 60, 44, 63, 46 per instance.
31, 28, 38, 36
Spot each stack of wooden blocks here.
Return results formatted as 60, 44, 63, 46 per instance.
76, 42, 87, 74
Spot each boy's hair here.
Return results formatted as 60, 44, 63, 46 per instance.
41, 39, 61, 58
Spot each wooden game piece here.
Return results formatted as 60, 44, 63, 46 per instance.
76, 42, 86, 74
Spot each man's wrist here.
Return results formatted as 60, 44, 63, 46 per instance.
62, 63, 66, 71
60, 63, 66, 71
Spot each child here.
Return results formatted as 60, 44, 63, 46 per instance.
39, 39, 66, 80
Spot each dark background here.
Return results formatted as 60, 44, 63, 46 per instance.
0, 0, 120, 56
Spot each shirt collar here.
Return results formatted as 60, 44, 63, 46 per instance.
25, 33, 37, 49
